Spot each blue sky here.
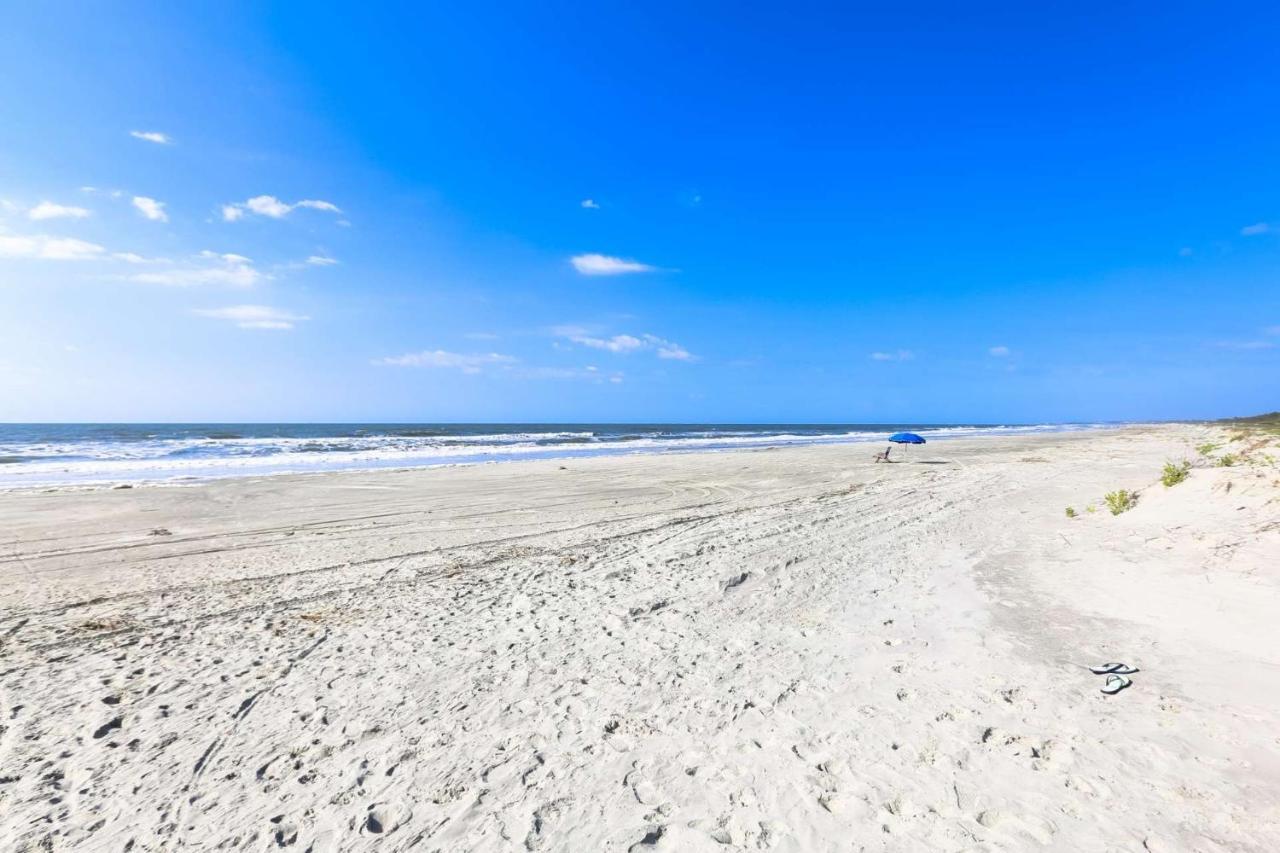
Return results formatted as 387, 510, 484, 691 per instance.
1, 2, 1277, 423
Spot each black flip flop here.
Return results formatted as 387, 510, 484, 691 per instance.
1089, 662, 1139, 675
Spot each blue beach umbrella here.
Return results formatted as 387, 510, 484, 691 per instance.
877, 431, 926, 461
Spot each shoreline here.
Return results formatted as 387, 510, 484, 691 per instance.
0, 421, 1132, 492
2, 423, 1278, 850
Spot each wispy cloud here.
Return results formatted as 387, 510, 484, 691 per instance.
580, 199, 600, 210
373, 346, 625, 383
0, 232, 165, 264
556, 327, 694, 360
374, 350, 517, 374
651, 338, 692, 360
1213, 340, 1274, 351
111, 252, 164, 264
195, 305, 308, 330
1213, 324, 1280, 350
570, 253, 657, 276
130, 251, 265, 287
132, 196, 168, 222
130, 130, 172, 145
1241, 222, 1272, 236
870, 350, 914, 362
305, 255, 339, 266
0, 234, 106, 260
517, 365, 624, 383
222, 195, 342, 222
28, 201, 91, 220
988, 345, 1010, 357
569, 333, 646, 353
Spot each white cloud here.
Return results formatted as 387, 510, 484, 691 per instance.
581, 199, 600, 209
195, 305, 308, 330
1241, 222, 1272, 236
374, 345, 622, 383
305, 254, 339, 266
78, 187, 125, 198
111, 252, 161, 264
572, 333, 646, 353
246, 196, 293, 218
222, 195, 342, 222
988, 345, 1010, 357
296, 199, 341, 213
374, 350, 517, 374
570, 253, 656, 276
0, 233, 165, 264
517, 365, 625, 383
557, 328, 694, 360
0, 234, 106, 260
130, 130, 172, 145
28, 201, 91, 220
870, 350, 914, 362
650, 336, 692, 360
132, 196, 168, 222
130, 251, 265, 287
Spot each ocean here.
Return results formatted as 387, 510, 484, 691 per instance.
0, 422, 1109, 487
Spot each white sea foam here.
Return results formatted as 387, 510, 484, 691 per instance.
0, 423, 1115, 488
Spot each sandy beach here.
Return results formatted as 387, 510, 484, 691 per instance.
2, 424, 1278, 852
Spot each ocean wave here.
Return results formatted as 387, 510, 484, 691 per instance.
0, 423, 1116, 487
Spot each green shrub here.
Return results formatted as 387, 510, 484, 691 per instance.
1196, 443, 1219, 456
1065, 506, 1077, 518
1104, 489, 1138, 515
1086, 505, 1097, 514
1217, 454, 1237, 467
1161, 460, 1191, 487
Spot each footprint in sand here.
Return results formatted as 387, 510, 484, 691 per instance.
976, 810, 1056, 844
624, 765, 666, 807
362, 801, 411, 835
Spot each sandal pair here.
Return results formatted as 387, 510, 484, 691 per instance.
1089, 662, 1138, 695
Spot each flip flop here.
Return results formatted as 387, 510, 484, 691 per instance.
1101, 674, 1132, 695
1089, 662, 1139, 675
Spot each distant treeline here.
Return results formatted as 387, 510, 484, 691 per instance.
1219, 411, 1280, 425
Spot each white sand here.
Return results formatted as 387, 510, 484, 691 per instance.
2, 425, 1278, 851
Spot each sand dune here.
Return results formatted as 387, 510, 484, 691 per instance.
2, 425, 1278, 851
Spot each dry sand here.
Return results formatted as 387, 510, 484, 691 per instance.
1, 424, 1278, 851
